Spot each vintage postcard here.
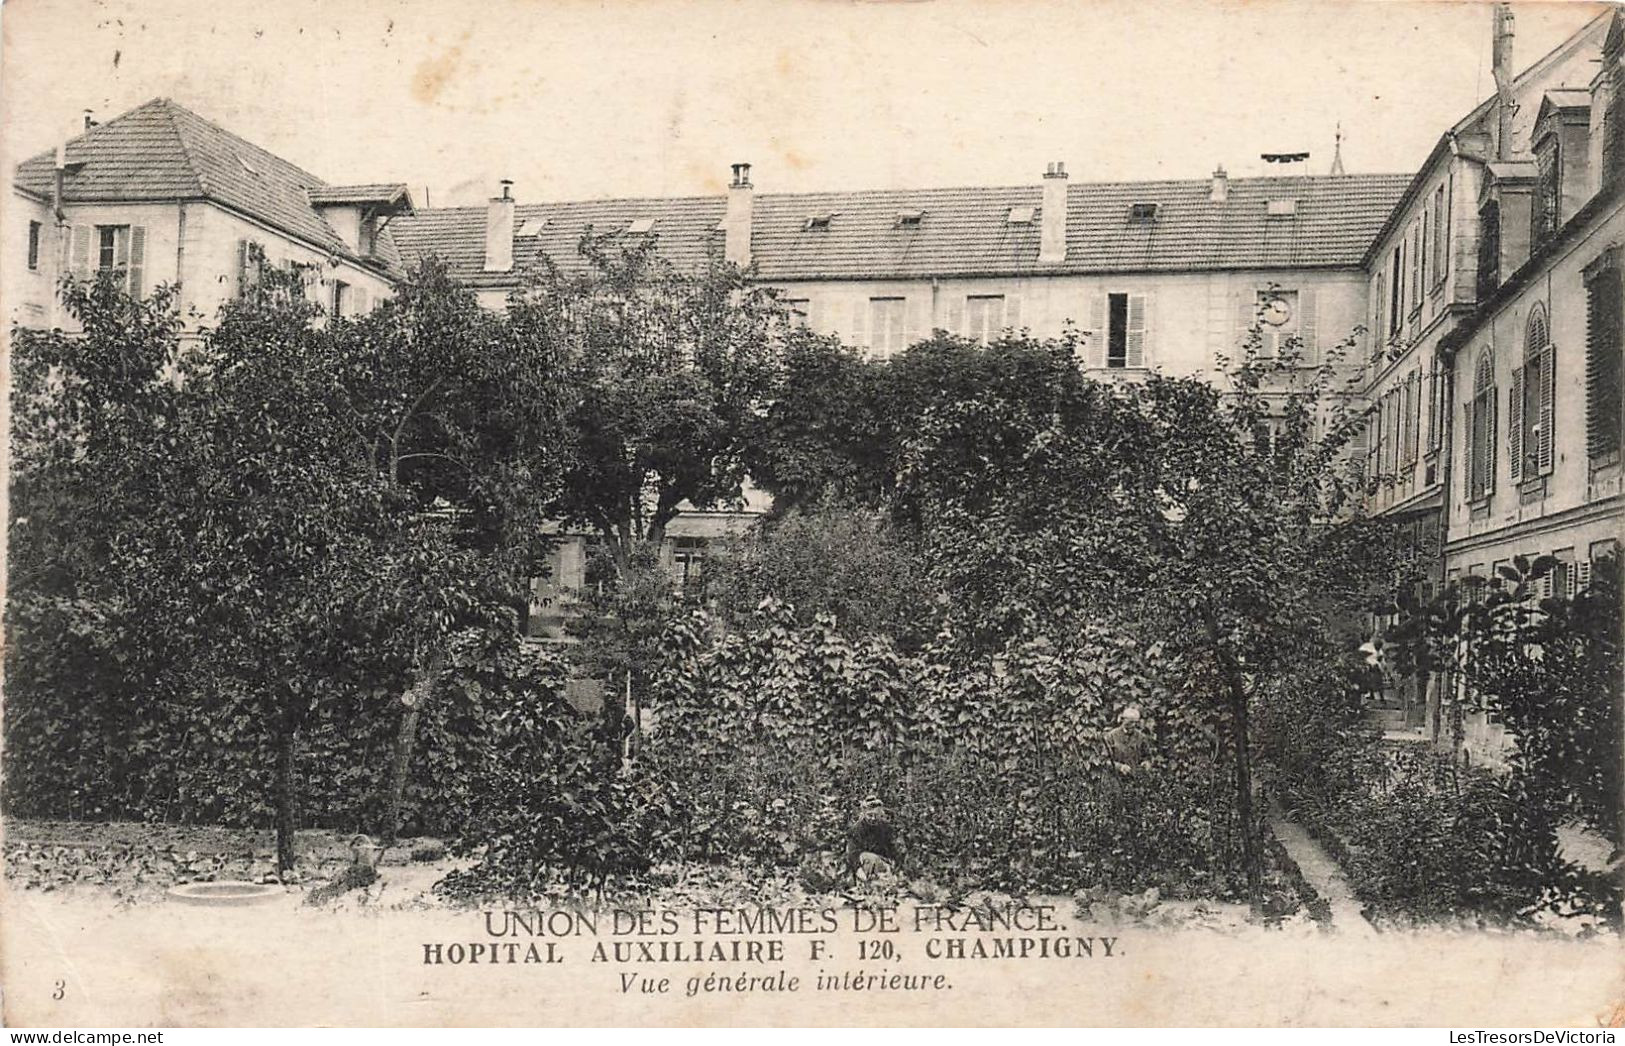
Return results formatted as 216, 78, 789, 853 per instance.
2, 0, 1623, 1029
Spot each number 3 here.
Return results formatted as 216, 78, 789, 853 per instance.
53, 980, 65, 1000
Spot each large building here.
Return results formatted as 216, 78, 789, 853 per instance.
388, 160, 1410, 629
3, 97, 409, 335
1343, 8, 1623, 757
7, 10, 1621, 717
392, 165, 1404, 384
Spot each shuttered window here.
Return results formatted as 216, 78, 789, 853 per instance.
1431, 185, 1449, 288
867, 297, 907, 359
1388, 245, 1404, 336
1401, 372, 1420, 465
964, 295, 1006, 345
71, 224, 145, 297
1585, 248, 1623, 463
1466, 353, 1497, 501
1510, 305, 1556, 482
1532, 140, 1560, 252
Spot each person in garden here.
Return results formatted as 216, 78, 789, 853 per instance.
845, 795, 904, 880
1104, 704, 1150, 776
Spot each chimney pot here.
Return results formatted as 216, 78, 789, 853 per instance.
485, 183, 516, 272
1492, 4, 1517, 160
1210, 165, 1229, 203
725, 162, 755, 266
1039, 160, 1069, 263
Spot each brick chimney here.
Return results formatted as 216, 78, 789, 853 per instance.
1492, 4, 1517, 160
724, 162, 753, 267
1039, 161, 1068, 265
484, 179, 514, 272
1209, 165, 1229, 203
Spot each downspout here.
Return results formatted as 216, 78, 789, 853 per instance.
175, 202, 186, 292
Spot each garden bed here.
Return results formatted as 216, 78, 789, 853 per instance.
4, 816, 1319, 932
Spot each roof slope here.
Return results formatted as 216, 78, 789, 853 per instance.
392, 172, 1409, 285
15, 98, 406, 274
1361, 9, 1614, 265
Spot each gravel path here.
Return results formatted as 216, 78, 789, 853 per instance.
1268, 814, 1376, 937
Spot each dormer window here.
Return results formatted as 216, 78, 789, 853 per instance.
1128, 202, 1158, 223
237, 154, 260, 176
1007, 205, 1036, 225
1532, 134, 1560, 251
626, 218, 655, 235
897, 210, 924, 228
1265, 199, 1297, 217
518, 218, 547, 236
803, 214, 834, 231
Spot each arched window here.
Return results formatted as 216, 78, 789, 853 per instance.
1466, 352, 1497, 501
1511, 304, 1555, 481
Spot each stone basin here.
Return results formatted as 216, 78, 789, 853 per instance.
167, 880, 285, 906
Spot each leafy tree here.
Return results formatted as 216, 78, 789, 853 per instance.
6, 276, 189, 819
7, 262, 574, 868
507, 238, 783, 577
1386, 553, 1622, 911
746, 331, 891, 512
895, 326, 1398, 908
327, 259, 572, 841
700, 500, 936, 650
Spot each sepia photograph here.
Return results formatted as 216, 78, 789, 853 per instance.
0, 0, 1622, 1031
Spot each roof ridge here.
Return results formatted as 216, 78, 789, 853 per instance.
161, 97, 331, 190
154, 98, 210, 199
404, 170, 1414, 218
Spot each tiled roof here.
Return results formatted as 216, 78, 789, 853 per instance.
391, 195, 728, 288
14, 98, 407, 275
1361, 9, 1614, 266
308, 183, 414, 207
1539, 88, 1594, 113
391, 173, 1409, 286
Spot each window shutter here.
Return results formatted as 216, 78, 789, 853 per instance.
1089, 294, 1107, 368
1236, 291, 1257, 357
127, 226, 145, 298
1486, 388, 1498, 495
71, 225, 91, 275
1126, 292, 1149, 367
1464, 399, 1477, 499
1508, 367, 1524, 482
1538, 346, 1555, 474
946, 295, 964, 336
1585, 259, 1623, 460
1005, 293, 1023, 333
851, 298, 869, 350
1578, 558, 1593, 592
1299, 288, 1319, 364
1368, 404, 1382, 484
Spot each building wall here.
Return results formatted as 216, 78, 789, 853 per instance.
1444, 200, 1624, 766
752, 267, 1369, 378
3, 191, 394, 332
1445, 202, 1625, 567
